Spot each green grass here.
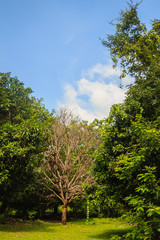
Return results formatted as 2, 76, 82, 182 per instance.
0, 218, 131, 240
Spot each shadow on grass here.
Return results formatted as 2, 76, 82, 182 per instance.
90, 228, 131, 239
0, 222, 58, 233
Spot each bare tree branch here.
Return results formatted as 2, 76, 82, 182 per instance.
40, 108, 100, 224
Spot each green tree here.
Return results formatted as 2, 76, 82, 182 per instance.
102, 1, 160, 121
0, 73, 53, 216
94, 1, 160, 239
93, 104, 133, 214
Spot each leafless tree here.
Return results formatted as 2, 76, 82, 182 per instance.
41, 108, 99, 224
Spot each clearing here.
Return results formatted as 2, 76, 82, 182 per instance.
0, 218, 131, 240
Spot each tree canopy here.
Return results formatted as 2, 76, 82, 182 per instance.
1, 2, 160, 238
94, 2, 160, 239
0, 72, 53, 216
102, 1, 160, 121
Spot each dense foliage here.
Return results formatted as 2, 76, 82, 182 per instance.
0, 73, 53, 218
1, 2, 160, 238
94, 2, 160, 239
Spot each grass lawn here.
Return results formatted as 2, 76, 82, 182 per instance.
0, 218, 131, 240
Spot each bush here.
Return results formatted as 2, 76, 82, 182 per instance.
0, 214, 6, 224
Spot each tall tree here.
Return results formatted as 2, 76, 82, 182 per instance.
102, 1, 160, 121
94, 1, 160, 239
40, 108, 99, 225
0, 73, 53, 215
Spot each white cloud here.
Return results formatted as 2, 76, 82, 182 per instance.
58, 63, 133, 122
57, 84, 96, 123
84, 63, 121, 79
78, 78, 125, 117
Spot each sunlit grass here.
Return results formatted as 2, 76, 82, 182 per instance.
0, 218, 131, 240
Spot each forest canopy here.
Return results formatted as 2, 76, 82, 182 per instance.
93, 1, 160, 239
0, 1, 160, 239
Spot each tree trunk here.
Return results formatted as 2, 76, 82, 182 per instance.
62, 202, 67, 225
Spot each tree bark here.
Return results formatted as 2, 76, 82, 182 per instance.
62, 202, 67, 225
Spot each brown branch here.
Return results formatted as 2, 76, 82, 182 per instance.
40, 181, 63, 202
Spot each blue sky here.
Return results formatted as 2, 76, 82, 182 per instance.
1, 0, 160, 122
